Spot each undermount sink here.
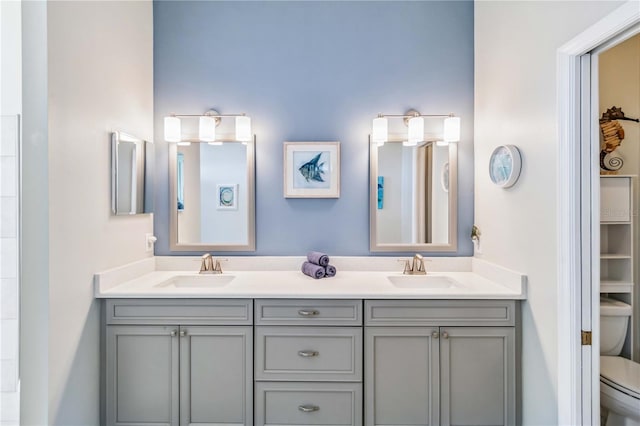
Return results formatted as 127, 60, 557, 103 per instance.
155, 274, 236, 288
387, 274, 462, 289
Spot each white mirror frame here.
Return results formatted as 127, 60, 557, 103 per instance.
169, 136, 256, 251
369, 135, 458, 252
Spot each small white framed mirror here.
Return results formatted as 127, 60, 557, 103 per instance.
111, 131, 153, 215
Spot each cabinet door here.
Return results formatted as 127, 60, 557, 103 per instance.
180, 326, 253, 426
106, 325, 179, 426
440, 327, 515, 426
365, 327, 439, 426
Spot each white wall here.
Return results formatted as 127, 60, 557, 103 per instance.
474, 1, 624, 424
177, 144, 201, 243
21, 1, 49, 423
431, 144, 449, 244
46, 1, 153, 424
0, 1, 22, 424
377, 143, 403, 243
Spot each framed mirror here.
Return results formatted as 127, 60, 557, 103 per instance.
111, 131, 153, 215
370, 135, 457, 252
169, 137, 255, 251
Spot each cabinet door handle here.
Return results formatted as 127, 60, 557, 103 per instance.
442, 331, 449, 339
298, 350, 319, 357
170, 330, 178, 337
432, 331, 439, 339
179, 330, 187, 337
298, 309, 319, 317
298, 404, 320, 413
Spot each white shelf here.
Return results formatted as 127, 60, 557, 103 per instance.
600, 281, 634, 294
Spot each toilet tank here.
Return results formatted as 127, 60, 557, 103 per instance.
600, 297, 632, 356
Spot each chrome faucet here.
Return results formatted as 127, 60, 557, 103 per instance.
399, 254, 427, 275
199, 253, 226, 274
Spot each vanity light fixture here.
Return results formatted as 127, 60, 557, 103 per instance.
164, 109, 252, 143
372, 110, 460, 146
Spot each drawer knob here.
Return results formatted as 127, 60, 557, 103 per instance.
179, 330, 187, 337
431, 331, 439, 339
170, 330, 178, 337
298, 404, 320, 413
298, 309, 319, 317
442, 331, 449, 339
298, 350, 319, 357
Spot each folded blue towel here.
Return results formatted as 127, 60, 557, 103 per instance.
307, 251, 329, 267
302, 261, 325, 279
325, 264, 337, 277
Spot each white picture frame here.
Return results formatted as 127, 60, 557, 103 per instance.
216, 184, 238, 210
283, 141, 340, 198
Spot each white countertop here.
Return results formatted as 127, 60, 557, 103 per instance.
94, 256, 527, 300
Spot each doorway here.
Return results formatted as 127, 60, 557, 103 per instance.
557, 3, 640, 425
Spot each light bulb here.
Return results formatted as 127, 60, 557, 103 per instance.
236, 116, 251, 142
407, 116, 424, 145
443, 116, 461, 142
372, 117, 388, 145
164, 116, 181, 142
199, 116, 216, 142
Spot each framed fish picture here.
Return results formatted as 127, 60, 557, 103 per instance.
283, 142, 340, 198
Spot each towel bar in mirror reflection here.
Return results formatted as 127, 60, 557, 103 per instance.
369, 135, 458, 252
169, 136, 256, 251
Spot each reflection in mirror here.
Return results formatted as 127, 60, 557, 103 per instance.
169, 138, 255, 251
111, 131, 153, 215
370, 137, 457, 252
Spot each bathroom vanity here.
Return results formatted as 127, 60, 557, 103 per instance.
96, 257, 525, 426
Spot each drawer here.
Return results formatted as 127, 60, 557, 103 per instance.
255, 382, 362, 426
255, 327, 362, 382
365, 300, 516, 327
255, 299, 362, 326
105, 299, 253, 325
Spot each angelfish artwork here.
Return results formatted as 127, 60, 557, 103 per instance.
600, 106, 639, 175
294, 151, 330, 189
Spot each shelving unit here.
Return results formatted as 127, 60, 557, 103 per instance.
600, 175, 636, 360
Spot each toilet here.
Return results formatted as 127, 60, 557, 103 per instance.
600, 297, 640, 426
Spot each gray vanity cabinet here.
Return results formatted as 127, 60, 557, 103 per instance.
103, 299, 253, 426
364, 327, 440, 426
364, 300, 517, 426
439, 327, 515, 426
105, 325, 180, 426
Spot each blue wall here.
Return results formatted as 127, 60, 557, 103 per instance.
154, 0, 474, 256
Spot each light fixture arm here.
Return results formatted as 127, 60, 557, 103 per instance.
170, 110, 247, 122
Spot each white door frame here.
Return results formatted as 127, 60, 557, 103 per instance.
557, 2, 640, 425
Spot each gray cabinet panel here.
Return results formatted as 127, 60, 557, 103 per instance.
180, 326, 253, 426
440, 327, 515, 426
364, 327, 439, 426
255, 326, 362, 382
365, 300, 515, 327
106, 299, 253, 325
106, 325, 179, 426
255, 299, 362, 326
255, 382, 362, 425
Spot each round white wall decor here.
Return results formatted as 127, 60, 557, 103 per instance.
489, 145, 522, 188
